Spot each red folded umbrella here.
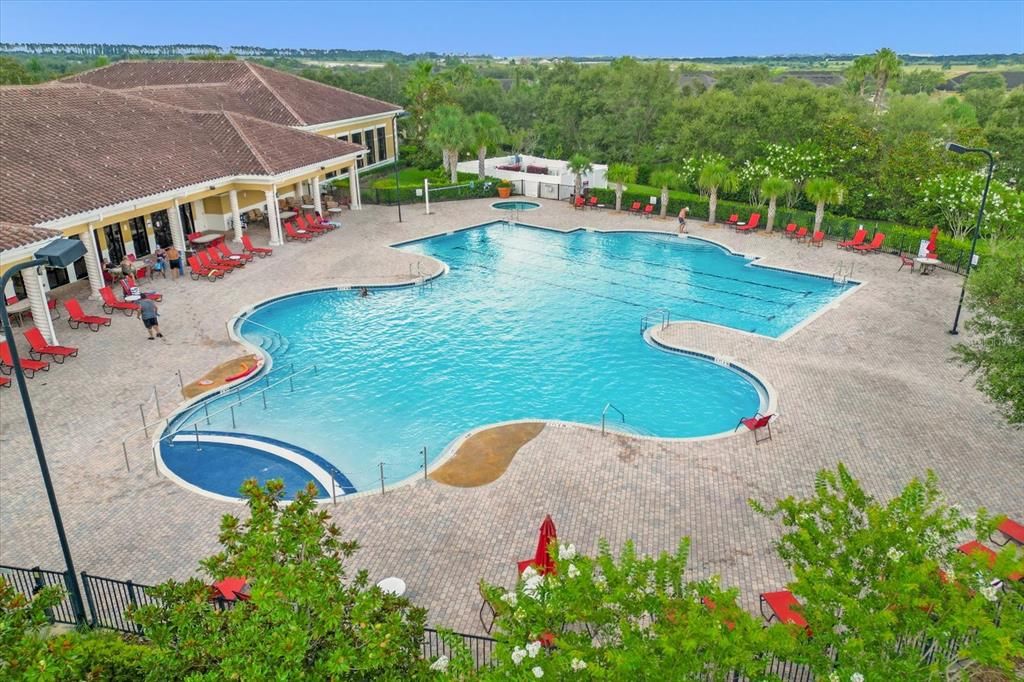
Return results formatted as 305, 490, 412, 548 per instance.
927, 225, 939, 259
518, 515, 558, 576
212, 576, 249, 601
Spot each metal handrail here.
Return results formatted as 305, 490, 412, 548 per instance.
601, 402, 625, 435
238, 318, 285, 340
640, 308, 670, 334
162, 364, 318, 442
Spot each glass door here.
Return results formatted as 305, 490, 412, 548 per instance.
151, 209, 172, 247
179, 203, 196, 237
103, 223, 126, 263
128, 216, 151, 256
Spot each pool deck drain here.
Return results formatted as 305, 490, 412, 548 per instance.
430, 422, 545, 487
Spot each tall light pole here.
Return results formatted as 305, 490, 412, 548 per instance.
944, 143, 994, 336
0, 238, 88, 623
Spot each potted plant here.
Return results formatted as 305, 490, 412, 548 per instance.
497, 179, 513, 198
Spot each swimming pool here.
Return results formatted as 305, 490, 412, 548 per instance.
159, 223, 857, 498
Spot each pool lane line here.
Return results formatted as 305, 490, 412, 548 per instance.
451, 259, 775, 322
455, 243, 793, 307
579, 232, 817, 295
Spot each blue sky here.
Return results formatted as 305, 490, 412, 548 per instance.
1, 0, 1022, 58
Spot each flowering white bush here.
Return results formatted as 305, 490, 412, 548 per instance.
428, 655, 449, 672
917, 171, 1024, 240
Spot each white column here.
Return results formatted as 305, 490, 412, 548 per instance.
24, 267, 58, 345
81, 225, 105, 300
168, 200, 186, 252
293, 182, 303, 205
229, 190, 243, 243
266, 188, 283, 246
312, 176, 322, 215
192, 199, 206, 232
350, 164, 362, 210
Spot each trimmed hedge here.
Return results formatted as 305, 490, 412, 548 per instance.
591, 187, 975, 267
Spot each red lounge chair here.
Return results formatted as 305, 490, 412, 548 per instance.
285, 222, 314, 241
898, 252, 915, 272
295, 215, 328, 234
64, 300, 111, 331
810, 231, 825, 247
736, 213, 761, 231
701, 596, 736, 631
100, 287, 140, 316
47, 297, 59, 319
121, 277, 162, 302
736, 413, 773, 444
216, 241, 254, 263
628, 200, 642, 214
0, 341, 49, 378
853, 232, 885, 253
242, 234, 273, 258
760, 590, 810, 633
0, 376, 10, 388
24, 328, 77, 363
642, 204, 655, 217
993, 518, 1024, 547
574, 195, 585, 210
204, 247, 244, 269
782, 223, 797, 238
959, 540, 1023, 581
792, 227, 808, 241
304, 212, 336, 230
188, 255, 224, 281
587, 196, 599, 208
724, 214, 740, 226
838, 229, 867, 249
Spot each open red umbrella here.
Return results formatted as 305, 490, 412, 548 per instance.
518, 515, 558, 576
927, 225, 939, 259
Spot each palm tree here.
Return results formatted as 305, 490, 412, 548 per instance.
872, 48, 902, 112
470, 112, 506, 180
759, 176, 794, 233
606, 163, 638, 212
804, 178, 846, 233
698, 160, 739, 225
567, 153, 593, 198
427, 105, 472, 184
845, 54, 874, 97
649, 169, 683, 219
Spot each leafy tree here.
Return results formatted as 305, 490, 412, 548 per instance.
803, 177, 845, 232
896, 68, 945, 94
0, 577, 76, 679
649, 168, 684, 219
960, 72, 1006, 91
0, 56, 37, 84
470, 112, 505, 180
567, 153, 593, 198
132, 480, 429, 679
954, 239, 1024, 426
751, 464, 1024, 679
964, 86, 1007, 126
426, 104, 473, 183
402, 61, 451, 145
606, 163, 638, 212
481, 538, 776, 680
760, 176, 794, 233
872, 47, 903, 111
985, 87, 1024, 183
698, 160, 739, 224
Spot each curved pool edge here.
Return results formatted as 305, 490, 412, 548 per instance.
151, 221, 836, 503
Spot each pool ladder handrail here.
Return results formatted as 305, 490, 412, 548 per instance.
601, 402, 625, 435
240, 318, 287, 343
640, 308, 670, 334
159, 363, 319, 447
832, 262, 853, 285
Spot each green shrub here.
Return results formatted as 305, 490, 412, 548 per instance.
64, 631, 154, 681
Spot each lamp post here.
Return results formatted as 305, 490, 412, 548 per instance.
944, 143, 994, 336
0, 238, 88, 623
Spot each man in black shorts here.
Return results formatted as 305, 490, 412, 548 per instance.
139, 297, 163, 340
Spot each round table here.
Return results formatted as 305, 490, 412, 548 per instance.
124, 295, 141, 302
914, 257, 942, 275
376, 577, 406, 596
5, 298, 31, 325
301, 204, 315, 210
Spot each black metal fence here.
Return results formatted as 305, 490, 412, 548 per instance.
421, 627, 496, 669
81, 572, 160, 633
364, 179, 527, 206
0, 564, 80, 626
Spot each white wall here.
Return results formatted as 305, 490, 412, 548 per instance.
457, 154, 609, 196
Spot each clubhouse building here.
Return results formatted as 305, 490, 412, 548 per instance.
1, 61, 402, 339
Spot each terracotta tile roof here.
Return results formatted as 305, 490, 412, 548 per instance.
0, 83, 364, 227
66, 61, 402, 126
0, 221, 59, 252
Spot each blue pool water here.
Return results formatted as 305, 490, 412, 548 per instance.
492, 201, 540, 210
162, 224, 855, 494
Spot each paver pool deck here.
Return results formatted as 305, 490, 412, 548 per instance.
2, 197, 1022, 634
